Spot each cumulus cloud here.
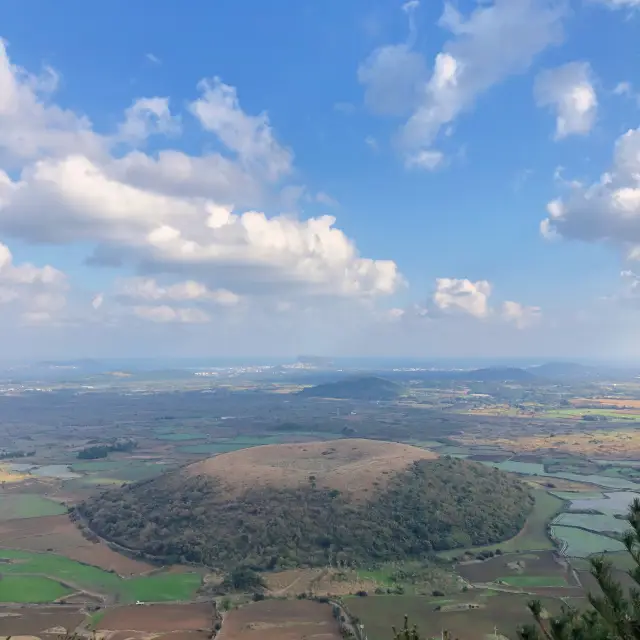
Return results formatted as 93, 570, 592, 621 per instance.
431, 277, 540, 328
501, 300, 542, 328
535, 62, 598, 139
117, 277, 241, 307
133, 305, 210, 324
0, 39, 104, 165
0, 241, 67, 324
0, 42, 403, 321
189, 77, 293, 182
117, 97, 181, 143
360, 0, 567, 168
540, 127, 640, 255
433, 278, 492, 318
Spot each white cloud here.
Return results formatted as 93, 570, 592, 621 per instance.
133, 305, 210, 324
433, 278, 492, 318
365, 135, 378, 152
405, 150, 444, 171
118, 277, 241, 307
535, 62, 598, 139
145, 53, 161, 65
501, 300, 542, 328
315, 191, 339, 207
431, 277, 540, 328
593, 0, 640, 7
365, 0, 567, 167
117, 97, 181, 143
614, 81, 632, 96
540, 127, 640, 254
91, 293, 104, 310
0, 39, 104, 165
358, 44, 428, 117
0, 44, 402, 309
189, 77, 293, 182
0, 241, 67, 324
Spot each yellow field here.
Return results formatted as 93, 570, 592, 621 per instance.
0, 465, 27, 483
571, 397, 640, 409
454, 428, 640, 458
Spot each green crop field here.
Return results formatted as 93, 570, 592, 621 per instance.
550, 525, 626, 557
0, 549, 201, 603
0, 575, 73, 603
0, 494, 67, 520
542, 409, 640, 421
119, 572, 203, 602
497, 575, 567, 587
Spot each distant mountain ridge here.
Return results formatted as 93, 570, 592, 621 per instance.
299, 376, 404, 400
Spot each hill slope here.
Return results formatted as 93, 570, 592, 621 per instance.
299, 376, 404, 400
78, 440, 533, 570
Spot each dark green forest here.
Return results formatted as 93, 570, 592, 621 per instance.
77, 457, 532, 570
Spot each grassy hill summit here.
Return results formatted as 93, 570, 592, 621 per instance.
78, 439, 533, 570
299, 376, 404, 400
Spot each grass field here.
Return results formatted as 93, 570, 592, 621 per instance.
0, 548, 202, 603
0, 575, 73, 603
438, 490, 563, 559
0, 494, 67, 520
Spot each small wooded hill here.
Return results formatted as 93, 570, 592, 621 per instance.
299, 376, 404, 400
78, 440, 533, 570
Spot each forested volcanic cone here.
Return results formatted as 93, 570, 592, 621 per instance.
78, 439, 533, 569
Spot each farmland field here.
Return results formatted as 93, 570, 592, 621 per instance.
216, 599, 341, 640
0, 515, 152, 575
0, 606, 85, 635
498, 575, 567, 587
0, 494, 67, 520
0, 548, 201, 603
550, 525, 626, 557
0, 575, 72, 603
98, 603, 211, 631
564, 491, 640, 515
456, 551, 572, 586
347, 593, 567, 640
552, 512, 631, 535
155, 432, 203, 441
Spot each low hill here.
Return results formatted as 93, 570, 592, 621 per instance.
299, 376, 404, 400
78, 440, 533, 570
456, 367, 537, 382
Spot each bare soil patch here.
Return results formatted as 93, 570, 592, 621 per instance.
217, 600, 341, 640
187, 439, 437, 497
98, 604, 211, 632
264, 568, 377, 597
0, 607, 84, 637
0, 515, 152, 576
457, 551, 575, 585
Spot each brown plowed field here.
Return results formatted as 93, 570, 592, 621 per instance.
0, 607, 85, 637
187, 439, 437, 498
0, 515, 152, 575
457, 551, 573, 585
216, 600, 341, 640
98, 604, 210, 632
265, 568, 377, 597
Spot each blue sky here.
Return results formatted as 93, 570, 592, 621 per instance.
0, 0, 638, 359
